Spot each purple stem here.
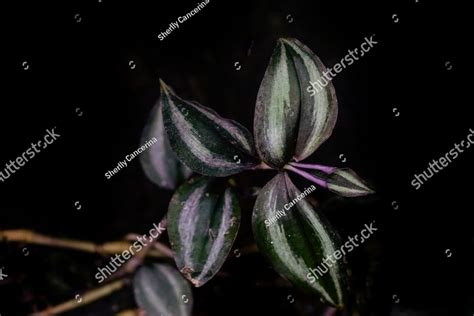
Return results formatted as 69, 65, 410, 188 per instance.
290, 162, 335, 174
322, 307, 338, 316
284, 165, 328, 188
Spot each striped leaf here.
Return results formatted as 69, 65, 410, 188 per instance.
324, 168, 374, 197
168, 176, 241, 287
133, 263, 193, 316
140, 99, 193, 190
252, 172, 346, 308
160, 80, 258, 177
254, 38, 338, 167
295, 166, 374, 197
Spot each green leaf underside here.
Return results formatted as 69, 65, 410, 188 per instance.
168, 176, 241, 287
254, 38, 338, 167
161, 80, 258, 177
133, 264, 193, 316
312, 168, 374, 197
140, 100, 193, 190
252, 173, 346, 307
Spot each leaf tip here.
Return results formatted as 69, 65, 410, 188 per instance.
181, 267, 203, 287
366, 187, 376, 195
159, 78, 173, 96
278, 37, 294, 44
191, 279, 203, 287
328, 168, 375, 197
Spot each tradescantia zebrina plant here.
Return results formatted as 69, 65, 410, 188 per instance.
142, 38, 374, 309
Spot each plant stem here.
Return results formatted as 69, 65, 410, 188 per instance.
0, 230, 168, 258
111, 218, 169, 280
31, 279, 126, 316
284, 165, 328, 188
125, 234, 173, 258
252, 161, 273, 170
290, 162, 335, 174
115, 310, 141, 316
322, 307, 338, 316
26, 218, 169, 315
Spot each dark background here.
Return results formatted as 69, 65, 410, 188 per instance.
0, 0, 472, 315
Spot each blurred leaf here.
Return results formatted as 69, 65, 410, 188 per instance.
160, 80, 258, 176
252, 172, 346, 308
168, 176, 241, 287
140, 99, 192, 190
254, 38, 338, 167
133, 263, 193, 316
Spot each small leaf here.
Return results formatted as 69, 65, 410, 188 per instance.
252, 172, 346, 307
288, 164, 374, 197
160, 80, 258, 176
168, 176, 241, 287
140, 99, 193, 190
133, 263, 193, 316
325, 168, 374, 197
254, 38, 338, 167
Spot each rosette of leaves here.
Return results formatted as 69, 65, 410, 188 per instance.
144, 38, 374, 309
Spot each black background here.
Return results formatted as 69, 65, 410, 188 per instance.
0, 0, 472, 315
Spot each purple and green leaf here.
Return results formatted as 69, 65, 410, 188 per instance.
168, 176, 241, 287
254, 38, 338, 168
140, 99, 193, 190
252, 172, 347, 308
287, 163, 374, 197
161, 80, 258, 177
133, 263, 193, 316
